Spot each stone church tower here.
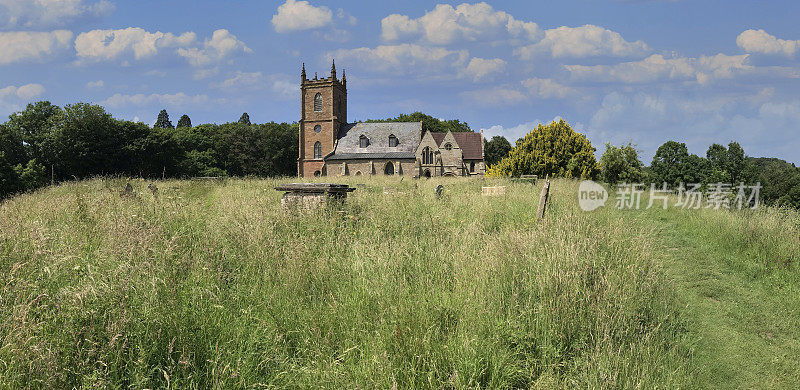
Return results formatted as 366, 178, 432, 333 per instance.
298, 61, 347, 177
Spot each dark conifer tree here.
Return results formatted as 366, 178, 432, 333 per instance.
154, 109, 174, 129
238, 112, 251, 125
176, 114, 192, 128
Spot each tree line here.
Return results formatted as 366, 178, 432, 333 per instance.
482, 120, 800, 209
2, 102, 798, 209
0, 102, 298, 199
0, 106, 483, 200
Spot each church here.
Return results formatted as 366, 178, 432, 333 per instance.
297, 61, 485, 178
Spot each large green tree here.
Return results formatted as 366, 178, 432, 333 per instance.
484, 135, 512, 168
703, 141, 758, 185
705, 143, 730, 183
5, 101, 61, 163
238, 113, 251, 125
750, 157, 800, 208
600, 142, 645, 184
488, 119, 599, 179
42, 103, 126, 179
649, 141, 708, 186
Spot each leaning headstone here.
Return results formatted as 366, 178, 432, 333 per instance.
435, 185, 444, 198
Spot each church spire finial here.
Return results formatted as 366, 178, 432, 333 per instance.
331, 59, 336, 79
342, 68, 346, 86
301, 62, 306, 81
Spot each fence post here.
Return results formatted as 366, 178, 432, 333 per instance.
536, 180, 551, 220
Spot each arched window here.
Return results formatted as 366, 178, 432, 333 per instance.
359, 135, 368, 148
384, 162, 394, 175
313, 142, 322, 159
314, 93, 322, 112
388, 134, 398, 147
444, 143, 452, 151
314, 170, 321, 177
422, 147, 435, 165
313, 125, 321, 133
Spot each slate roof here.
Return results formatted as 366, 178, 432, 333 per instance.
429, 131, 484, 160
329, 122, 422, 160
452, 132, 484, 160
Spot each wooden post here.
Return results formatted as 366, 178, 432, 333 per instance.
536, 180, 551, 220
50, 165, 54, 186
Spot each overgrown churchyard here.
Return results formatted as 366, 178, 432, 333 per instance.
2, 0, 800, 388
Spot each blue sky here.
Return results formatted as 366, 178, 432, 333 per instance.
1, 0, 798, 164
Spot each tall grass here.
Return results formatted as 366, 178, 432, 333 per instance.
0, 177, 690, 388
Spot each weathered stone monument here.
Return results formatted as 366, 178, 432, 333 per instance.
275, 183, 355, 211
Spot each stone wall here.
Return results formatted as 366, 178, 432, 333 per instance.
327, 159, 416, 176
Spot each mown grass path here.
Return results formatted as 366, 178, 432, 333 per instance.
647, 208, 800, 389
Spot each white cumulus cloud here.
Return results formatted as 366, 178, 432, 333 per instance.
381, 2, 542, 44
0, 0, 113, 29
75, 27, 197, 61
176, 29, 251, 67
460, 57, 506, 81
86, 80, 104, 89
0, 83, 45, 101
588, 91, 800, 163
213, 71, 298, 100
329, 44, 470, 76
271, 0, 332, 33
461, 86, 526, 106
0, 30, 72, 64
330, 44, 510, 83
515, 24, 650, 59
75, 28, 250, 67
100, 92, 209, 108
737, 29, 799, 57
521, 78, 577, 99
565, 53, 752, 84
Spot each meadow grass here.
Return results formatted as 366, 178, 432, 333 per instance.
0, 177, 796, 388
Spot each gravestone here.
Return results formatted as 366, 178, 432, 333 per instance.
120, 183, 135, 198
275, 183, 356, 211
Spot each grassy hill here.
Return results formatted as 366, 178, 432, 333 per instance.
1, 177, 798, 388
